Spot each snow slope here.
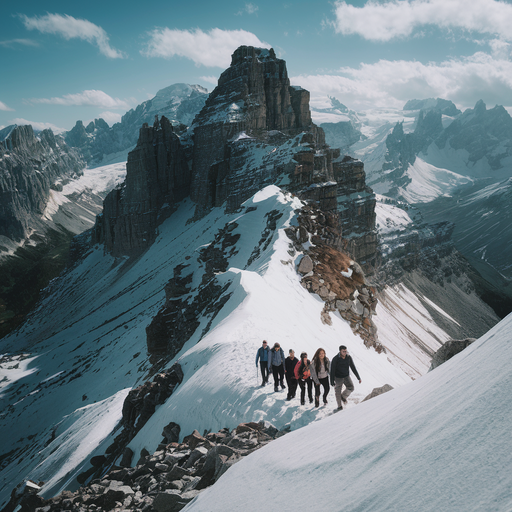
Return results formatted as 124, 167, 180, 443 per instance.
399, 157, 473, 203
0, 187, 453, 505
185, 312, 512, 512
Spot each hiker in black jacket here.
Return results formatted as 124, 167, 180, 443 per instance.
284, 349, 299, 401
330, 345, 361, 410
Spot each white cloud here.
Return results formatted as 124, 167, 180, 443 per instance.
0, 100, 14, 111
98, 111, 122, 125
142, 28, 270, 68
489, 38, 512, 59
292, 51, 512, 111
200, 75, 218, 86
10, 118, 66, 133
331, 0, 512, 42
0, 38, 39, 47
20, 13, 124, 58
28, 90, 130, 109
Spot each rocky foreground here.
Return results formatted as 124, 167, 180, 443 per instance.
5, 421, 289, 512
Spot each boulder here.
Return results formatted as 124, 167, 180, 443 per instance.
429, 338, 476, 371
182, 430, 206, 450
362, 384, 394, 402
152, 490, 200, 512
297, 255, 314, 274
162, 422, 181, 444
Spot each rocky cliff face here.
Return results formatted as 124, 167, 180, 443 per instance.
93, 116, 189, 257
96, 46, 378, 270
0, 125, 85, 243
190, 46, 312, 210
65, 84, 208, 165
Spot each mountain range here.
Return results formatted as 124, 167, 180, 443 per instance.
0, 46, 511, 511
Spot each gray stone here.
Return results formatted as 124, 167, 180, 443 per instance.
362, 384, 394, 402
184, 446, 209, 469
166, 465, 191, 481
152, 489, 200, 512
298, 255, 314, 274
351, 300, 364, 315
429, 338, 476, 371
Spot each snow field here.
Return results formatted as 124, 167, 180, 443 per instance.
185, 314, 512, 512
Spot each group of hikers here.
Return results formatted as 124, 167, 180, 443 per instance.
255, 340, 362, 411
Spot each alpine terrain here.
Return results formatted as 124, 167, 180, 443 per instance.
0, 47, 508, 512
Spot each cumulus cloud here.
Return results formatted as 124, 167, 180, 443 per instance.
292, 51, 512, 111
98, 111, 122, 125
142, 28, 270, 68
0, 38, 39, 47
331, 0, 512, 41
0, 100, 14, 111
20, 13, 124, 58
10, 118, 66, 133
28, 90, 130, 109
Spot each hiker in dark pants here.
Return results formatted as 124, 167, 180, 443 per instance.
255, 340, 270, 386
330, 345, 361, 411
269, 342, 286, 392
285, 349, 299, 401
295, 352, 313, 405
311, 348, 330, 407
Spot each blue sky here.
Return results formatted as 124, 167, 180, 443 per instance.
1, 0, 512, 132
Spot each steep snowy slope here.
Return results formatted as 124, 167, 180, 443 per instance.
185, 312, 512, 512
0, 187, 456, 506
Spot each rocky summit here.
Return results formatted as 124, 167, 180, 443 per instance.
94, 46, 378, 269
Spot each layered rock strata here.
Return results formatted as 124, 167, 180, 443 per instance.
93, 116, 190, 256
0, 125, 84, 242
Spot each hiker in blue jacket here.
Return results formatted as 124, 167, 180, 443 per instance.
255, 340, 270, 386
269, 342, 286, 392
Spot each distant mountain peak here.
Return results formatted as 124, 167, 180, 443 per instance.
403, 98, 461, 117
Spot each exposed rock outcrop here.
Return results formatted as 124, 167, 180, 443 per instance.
74, 363, 184, 487
0, 125, 85, 242
429, 338, 476, 371
190, 46, 313, 211
93, 116, 190, 256
362, 384, 394, 402
146, 222, 237, 366
286, 203, 381, 350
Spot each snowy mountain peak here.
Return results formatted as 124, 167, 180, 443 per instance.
403, 97, 461, 116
